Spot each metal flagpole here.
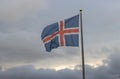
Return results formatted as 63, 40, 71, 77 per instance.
80, 9, 85, 79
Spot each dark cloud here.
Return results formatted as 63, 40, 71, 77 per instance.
0, 65, 81, 79
107, 51, 120, 77
0, 51, 120, 79
0, 0, 120, 78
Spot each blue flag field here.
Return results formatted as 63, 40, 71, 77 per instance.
41, 14, 79, 52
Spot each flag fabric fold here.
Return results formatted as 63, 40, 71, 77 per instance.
41, 14, 79, 52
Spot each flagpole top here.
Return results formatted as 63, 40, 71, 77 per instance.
80, 9, 82, 12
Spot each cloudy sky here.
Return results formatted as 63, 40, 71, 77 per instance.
0, 0, 120, 79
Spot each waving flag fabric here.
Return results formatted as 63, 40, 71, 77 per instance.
41, 14, 79, 52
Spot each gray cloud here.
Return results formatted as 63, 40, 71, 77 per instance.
0, 31, 80, 68
0, 0, 120, 77
0, 0, 48, 22
0, 65, 81, 79
0, 51, 120, 79
0, 0, 48, 33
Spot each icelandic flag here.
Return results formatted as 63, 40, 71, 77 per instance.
41, 14, 79, 52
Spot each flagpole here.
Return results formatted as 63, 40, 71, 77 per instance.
80, 9, 85, 79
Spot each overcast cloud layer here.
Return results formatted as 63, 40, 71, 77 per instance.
0, 0, 120, 79
0, 51, 120, 79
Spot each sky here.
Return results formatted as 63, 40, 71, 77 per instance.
0, 0, 120, 79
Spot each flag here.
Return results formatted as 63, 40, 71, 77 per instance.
41, 14, 79, 52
